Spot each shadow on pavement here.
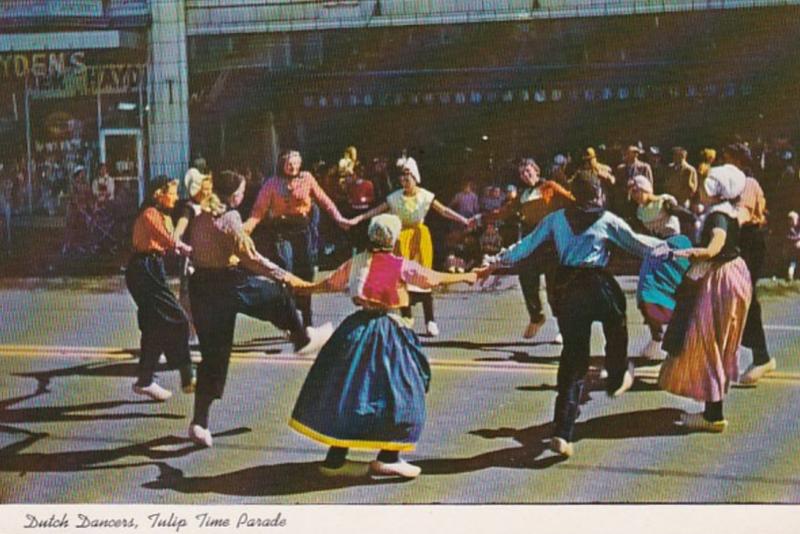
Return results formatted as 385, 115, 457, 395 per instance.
414, 408, 688, 477
0, 429, 251, 475
142, 459, 408, 497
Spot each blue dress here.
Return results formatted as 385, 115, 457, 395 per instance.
289, 251, 433, 451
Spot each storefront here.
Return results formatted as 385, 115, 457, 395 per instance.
0, 44, 147, 221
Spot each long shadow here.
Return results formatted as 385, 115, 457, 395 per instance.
413, 408, 688, 477
12, 359, 173, 392
0, 399, 184, 424
0, 428, 250, 475
143, 459, 408, 497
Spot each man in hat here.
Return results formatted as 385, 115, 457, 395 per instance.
663, 147, 698, 208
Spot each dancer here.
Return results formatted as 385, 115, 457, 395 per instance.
289, 214, 476, 478
243, 149, 351, 327
658, 164, 752, 432
487, 157, 574, 341
477, 171, 665, 458
125, 176, 195, 402
187, 170, 333, 447
628, 175, 693, 359
724, 144, 775, 384
350, 156, 475, 337
173, 168, 213, 343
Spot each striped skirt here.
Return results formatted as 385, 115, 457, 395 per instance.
658, 258, 752, 402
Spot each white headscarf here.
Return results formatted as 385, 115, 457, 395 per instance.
396, 156, 421, 183
704, 164, 746, 218
184, 168, 210, 198
368, 214, 402, 250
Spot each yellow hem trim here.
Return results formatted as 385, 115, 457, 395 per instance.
288, 418, 416, 452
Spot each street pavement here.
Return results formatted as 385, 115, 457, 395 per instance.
1, 276, 799, 504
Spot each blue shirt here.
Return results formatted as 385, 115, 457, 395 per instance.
497, 209, 665, 268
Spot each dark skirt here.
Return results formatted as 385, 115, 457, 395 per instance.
125, 253, 189, 332
290, 310, 431, 451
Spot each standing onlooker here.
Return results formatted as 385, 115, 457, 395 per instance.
449, 181, 480, 222
663, 147, 698, 208
784, 211, 800, 280
647, 146, 666, 193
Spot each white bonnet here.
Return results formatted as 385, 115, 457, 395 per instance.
368, 214, 402, 250
396, 156, 421, 183
184, 167, 210, 198
705, 164, 746, 201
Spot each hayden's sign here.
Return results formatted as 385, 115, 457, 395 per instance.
0, 51, 86, 81
28, 63, 147, 99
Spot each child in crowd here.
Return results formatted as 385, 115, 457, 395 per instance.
289, 214, 476, 478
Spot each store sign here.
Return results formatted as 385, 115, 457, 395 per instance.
0, 51, 86, 81
0, 0, 102, 18
29, 63, 147, 99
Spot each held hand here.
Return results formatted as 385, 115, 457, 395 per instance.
235, 232, 258, 260
175, 241, 192, 257
472, 265, 494, 282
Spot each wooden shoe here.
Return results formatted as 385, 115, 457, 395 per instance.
549, 437, 574, 457
188, 424, 213, 447
369, 460, 421, 478
679, 413, 728, 433
132, 382, 172, 402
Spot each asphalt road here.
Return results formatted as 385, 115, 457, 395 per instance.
1, 276, 799, 504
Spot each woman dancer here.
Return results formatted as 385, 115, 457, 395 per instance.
478, 171, 665, 457
628, 175, 693, 359
173, 168, 213, 343
351, 156, 475, 337
125, 176, 195, 401
289, 214, 476, 478
243, 149, 351, 327
659, 164, 752, 432
187, 170, 332, 447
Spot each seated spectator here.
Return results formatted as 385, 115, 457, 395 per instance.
479, 221, 503, 256
480, 185, 505, 213
786, 211, 800, 280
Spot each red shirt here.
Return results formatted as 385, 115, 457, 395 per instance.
132, 207, 175, 254
250, 171, 345, 223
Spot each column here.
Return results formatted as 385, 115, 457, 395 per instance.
147, 0, 190, 181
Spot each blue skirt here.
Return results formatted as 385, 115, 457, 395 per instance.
290, 310, 430, 451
